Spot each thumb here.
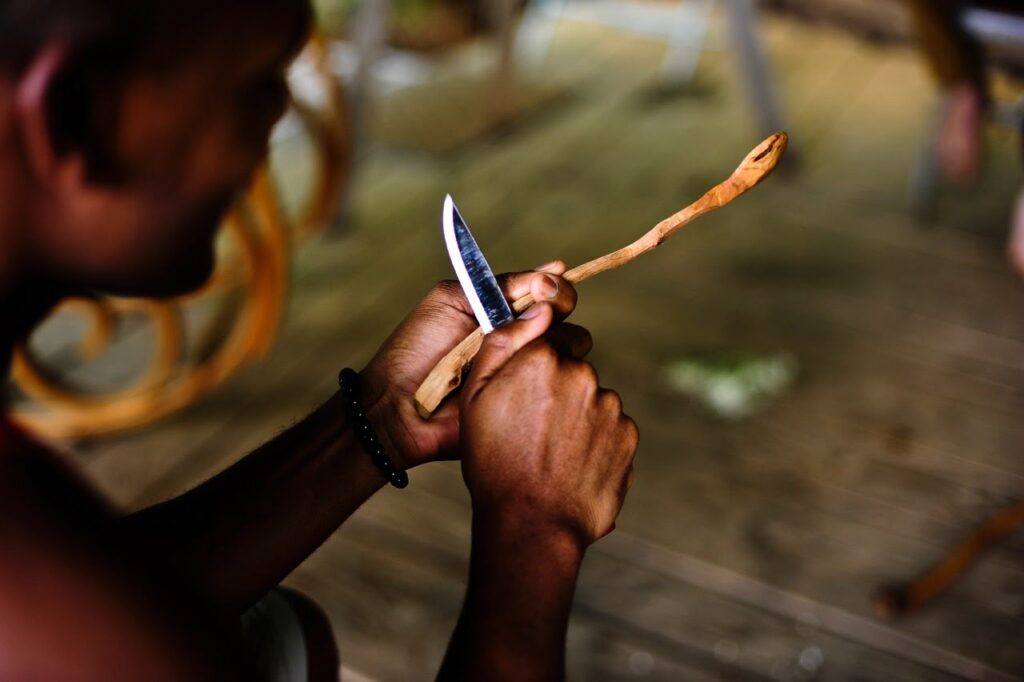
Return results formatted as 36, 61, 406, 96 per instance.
464, 303, 554, 401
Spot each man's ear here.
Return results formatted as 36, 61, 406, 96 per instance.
13, 45, 70, 181
13, 44, 124, 188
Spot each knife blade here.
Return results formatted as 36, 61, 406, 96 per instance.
442, 194, 514, 334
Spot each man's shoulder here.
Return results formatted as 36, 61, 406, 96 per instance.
0, 419, 110, 525
0, 418, 118, 583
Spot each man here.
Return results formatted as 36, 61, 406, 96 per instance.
0, 1, 639, 680
905, 0, 1024, 276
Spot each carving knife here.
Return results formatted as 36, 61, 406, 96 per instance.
442, 194, 514, 334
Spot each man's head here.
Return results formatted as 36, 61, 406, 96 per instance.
0, 0, 311, 297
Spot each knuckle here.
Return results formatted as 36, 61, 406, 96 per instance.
542, 352, 563, 376
575, 361, 599, 385
622, 416, 640, 448
579, 326, 594, 346
564, 323, 592, 347
429, 279, 462, 301
601, 389, 623, 413
538, 339, 560, 358
520, 339, 559, 371
499, 270, 538, 297
495, 272, 515, 294
561, 280, 579, 306
528, 339, 558, 362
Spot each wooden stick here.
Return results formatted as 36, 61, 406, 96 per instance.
414, 132, 788, 418
874, 499, 1024, 619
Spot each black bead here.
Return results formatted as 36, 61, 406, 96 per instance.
337, 367, 407, 490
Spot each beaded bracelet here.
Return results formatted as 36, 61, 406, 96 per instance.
337, 368, 408, 489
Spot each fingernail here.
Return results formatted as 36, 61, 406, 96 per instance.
536, 274, 560, 301
520, 303, 545, 320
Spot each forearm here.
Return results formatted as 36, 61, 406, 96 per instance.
123, 390, 387, 612
438, 509, 585, 681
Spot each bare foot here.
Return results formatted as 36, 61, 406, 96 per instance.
937, 84, 984, 185
1008, 189, 1024, 278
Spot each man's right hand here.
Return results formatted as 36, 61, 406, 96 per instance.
459, 302, 639, 549
441, 299, 639, 681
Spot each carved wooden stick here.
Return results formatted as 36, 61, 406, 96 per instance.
414, 132, 788, 418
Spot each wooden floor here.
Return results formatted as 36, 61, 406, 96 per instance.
72, 10, 1024, 681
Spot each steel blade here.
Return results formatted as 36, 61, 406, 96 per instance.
442, 194, 514, 334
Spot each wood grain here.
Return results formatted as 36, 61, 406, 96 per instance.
414, 132, 789, 417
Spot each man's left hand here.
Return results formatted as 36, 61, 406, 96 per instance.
358, 261, 578, 470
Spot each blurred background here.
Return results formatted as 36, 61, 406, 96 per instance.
7, 0, 1024, 679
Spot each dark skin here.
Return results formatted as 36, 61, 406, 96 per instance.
0, 4, 639, 679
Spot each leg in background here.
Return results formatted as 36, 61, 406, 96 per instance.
906, 0, 987, 185
1008, 187, 1024, 277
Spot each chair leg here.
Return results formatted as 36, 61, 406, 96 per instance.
486, 0, 521, 123
723, 0, 789, 142
660, 0, 716, 87
515, 0, 565, 73
330, 0, 393, 233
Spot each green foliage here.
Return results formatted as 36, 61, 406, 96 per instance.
664, 353, 798, 419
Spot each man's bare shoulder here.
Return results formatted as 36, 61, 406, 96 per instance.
0, 438, 240, 681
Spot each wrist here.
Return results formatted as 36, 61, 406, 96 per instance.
334, 369, 409, 488
360, 385, 412, 472
319, 392, 389, 493
356, 363, 420, 470
462, 501, 584, 679
471, 502, 587, 568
